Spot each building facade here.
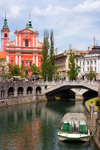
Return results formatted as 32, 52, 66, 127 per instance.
1, 14, 43, 77
55, 49, 88, 80
78, 46, 100, 80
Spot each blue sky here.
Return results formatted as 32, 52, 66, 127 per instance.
0, 0, 100, 53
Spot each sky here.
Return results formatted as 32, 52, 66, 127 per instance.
0, 0, 100, 53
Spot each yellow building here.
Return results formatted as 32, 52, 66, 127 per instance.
55, 49, 88, 80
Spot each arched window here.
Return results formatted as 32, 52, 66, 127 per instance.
25, 39, 28, 47
4, 33, 7, 37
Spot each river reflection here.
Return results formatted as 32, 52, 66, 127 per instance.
0, 100, 99, 150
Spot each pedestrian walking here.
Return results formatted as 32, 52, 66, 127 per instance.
90, 101, 94, 113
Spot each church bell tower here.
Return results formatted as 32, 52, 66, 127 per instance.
1, 13, 10, 51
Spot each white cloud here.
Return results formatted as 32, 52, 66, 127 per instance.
0, 0, 25, 19
73, 0, 100, 13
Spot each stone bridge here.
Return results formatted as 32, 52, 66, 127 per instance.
0, 81, 57, 99
0, 80, 99, 105
45, 81, 99, 100
0, 81, 57, 106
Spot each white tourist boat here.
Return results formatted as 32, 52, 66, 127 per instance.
58, 113, 90, 142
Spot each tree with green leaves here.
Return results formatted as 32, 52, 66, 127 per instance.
40, 30, 49, 81
8, 63, 24, 77
30, 63, 40, 78
40, 30, 58, 81
89, 69, 95, 81
68, 49, 78, 80
49, 30, 58, 81
85, 69, 95, 81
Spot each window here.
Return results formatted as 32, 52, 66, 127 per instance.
22, 61, 24, 66
87, 61, 89, 65
25, 39, 28, 47
4, 33, 7, 37
91, 60, 93, 64
26, 62, 28, 66
30, 61, 32, 66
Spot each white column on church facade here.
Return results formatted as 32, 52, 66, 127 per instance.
16, 55, 18, 65
33, 36, 34, 47
19, 55, 21, 67
6, 55, 9, 63
36, 56, 38, 67
33, 56, 35, 64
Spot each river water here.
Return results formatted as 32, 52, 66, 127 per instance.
0, 100, 99, 150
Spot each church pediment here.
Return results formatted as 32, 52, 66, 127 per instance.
15, 28, 38, 34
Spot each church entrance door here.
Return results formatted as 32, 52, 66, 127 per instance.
25, 71, 28, 77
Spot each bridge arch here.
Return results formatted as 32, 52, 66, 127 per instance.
36, 86, 41, 93
27, 87, 33, 95
18, 87, 24, 96
83, 90, 98, 100
8, 87, 14, 97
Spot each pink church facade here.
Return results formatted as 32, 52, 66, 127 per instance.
1, 14, 43, 77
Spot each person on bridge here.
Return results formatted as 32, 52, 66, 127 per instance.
90, 101, 94, 113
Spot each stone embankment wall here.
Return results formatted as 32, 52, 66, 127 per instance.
84, 102, 97, 130
0, 94, 47, 107
93, 106, 100, 149
84, 102, 100, 149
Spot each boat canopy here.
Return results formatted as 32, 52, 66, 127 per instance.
61, 113, 87, 123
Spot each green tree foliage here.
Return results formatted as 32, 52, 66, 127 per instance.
89, 69, 95, 81
68, 49, 78, 80
49, 30, 58, 81
85, 69, 95, 81
41, 30, 58, 81
40, 30, 49, 81
30, 63, 40, 78
8, 63, 23, 77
